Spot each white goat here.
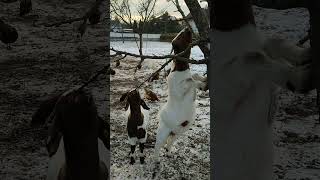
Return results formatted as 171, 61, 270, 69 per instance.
211, 1, 312, 180
154, 28, 208, 162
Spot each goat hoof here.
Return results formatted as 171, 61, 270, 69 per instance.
130, 157, 135, 165
152, 161, 161, 179
140, 157, 145, 164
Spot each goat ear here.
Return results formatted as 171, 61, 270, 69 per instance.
46, 113, 63, 157
98, 116, 110, 150
46, 125, 62, 157
124, 101, 129, 111
120, 92, 128, 102
31, 94, 61, 127
140, 100, 150, 110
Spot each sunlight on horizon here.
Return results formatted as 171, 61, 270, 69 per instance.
111, 0, 208, 21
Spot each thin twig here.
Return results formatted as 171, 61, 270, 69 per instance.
44, 0, 105, 27
133, 40, 206, 89
110, 40, 208, 65
135, 58, 173, 89
79, 64, 114, 90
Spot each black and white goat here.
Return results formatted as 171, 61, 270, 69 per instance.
120, 89, 150, 164
211, 1, 312, 180
153, 28, 208, 162
45, 89, 109, 180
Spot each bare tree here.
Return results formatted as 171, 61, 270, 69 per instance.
167, 0, 210, 58
109, 0, 210, 90
184, 0, 210, 57
111, 0, 161, 70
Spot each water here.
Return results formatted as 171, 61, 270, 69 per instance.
110, 41, 207, 74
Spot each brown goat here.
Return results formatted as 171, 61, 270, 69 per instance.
46, 89, 109, 180
171, 28, 193, 72
120, 89, 150, 164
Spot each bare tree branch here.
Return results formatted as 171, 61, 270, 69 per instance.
43, 0, 105, 27
168, 0, 193, 31
183, 0, 210, 58
135, 58, 173, 89
110, 47, 207, 64
79, 64, 115, 91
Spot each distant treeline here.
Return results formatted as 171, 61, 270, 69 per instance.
111, 12, 183, 34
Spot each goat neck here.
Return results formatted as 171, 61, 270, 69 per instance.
212, 0, 256, 31
58, 91, 101, 180
171, 28, 192, 72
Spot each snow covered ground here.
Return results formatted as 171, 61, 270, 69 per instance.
0, 0, 109, 179
110, 57, 210, 179
110, 6, 320, 180
0, 2, 319, 179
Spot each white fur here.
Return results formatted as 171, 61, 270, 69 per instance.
154, 69, 207, 161
126, 105, 149, 146
211, 24, 311, 180
46, 138, 110, 180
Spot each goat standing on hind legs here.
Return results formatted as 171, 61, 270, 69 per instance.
153, 28, 208, 169
120, 89, 150, 165
211, 1, 313, 180
45, 90, 109, 180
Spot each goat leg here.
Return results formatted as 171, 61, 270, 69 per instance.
154, 127, 171, 162
164, 133, 178, 155
129, 145, 136, 165
139, 143, 145, 164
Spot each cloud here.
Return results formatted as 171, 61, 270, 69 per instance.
111, 0, 208, 19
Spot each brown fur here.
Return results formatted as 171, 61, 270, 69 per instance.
89, 11, 101, 25
31, 93, 62, 126
171, 28, 192, 72
120, 90, 150, 164
181, 121, 189, 127
32, 92, 109, 151
144, 88, 159, 101
148, 72, 159, 82
46, 90, 108, 180
120, 90, 149, 139
20, 0, 32, 16
169, 131, 175, 136
212, 0, 255, 31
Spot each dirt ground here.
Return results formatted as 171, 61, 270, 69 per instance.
0, 0, 109, 179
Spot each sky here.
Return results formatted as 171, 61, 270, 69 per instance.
111, 0, 208, 20
156, 0, 208, 18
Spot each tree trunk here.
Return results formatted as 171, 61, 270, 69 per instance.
136, 32, 144, 69
308, 1, 320, 123
173, 0, 193, 32
184, 0, 210, 58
